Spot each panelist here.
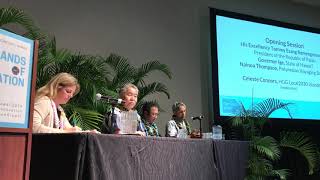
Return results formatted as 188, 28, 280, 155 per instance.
141, 102, 160, 137
101, 83, 146, 136
165, 102, 191, 137
33, 72, 94, 133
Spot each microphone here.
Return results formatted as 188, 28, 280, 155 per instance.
191, 115, 204, 120
96, 93, 125, 105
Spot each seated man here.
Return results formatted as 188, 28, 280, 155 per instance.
165, 102, 191, 137
101, 83, 145, 136
141, 102, 160, 137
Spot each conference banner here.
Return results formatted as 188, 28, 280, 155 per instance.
0, 29, 34, 128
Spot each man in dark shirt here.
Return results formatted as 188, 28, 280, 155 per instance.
141, 102, 160, 137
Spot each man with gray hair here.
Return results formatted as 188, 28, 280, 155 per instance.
165, 102, 191, 137
101, 83, 146, 136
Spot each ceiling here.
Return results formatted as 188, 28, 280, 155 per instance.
292, 0, 320, 7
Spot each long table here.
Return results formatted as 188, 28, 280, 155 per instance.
30, 134, 248, 180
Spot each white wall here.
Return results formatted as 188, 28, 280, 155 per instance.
2, 0, 320, 135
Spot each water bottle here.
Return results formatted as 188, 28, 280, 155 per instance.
212, 125, 222, 140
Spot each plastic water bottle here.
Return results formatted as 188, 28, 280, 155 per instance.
212, 125, 222, 140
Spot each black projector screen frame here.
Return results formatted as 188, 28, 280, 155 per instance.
210, 8, 320, 123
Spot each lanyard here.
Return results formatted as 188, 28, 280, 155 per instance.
50, 100, 64, 129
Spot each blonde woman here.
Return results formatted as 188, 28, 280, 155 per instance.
33, 72, 91, 133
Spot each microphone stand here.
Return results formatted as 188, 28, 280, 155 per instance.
192, 117, 203, 138
109, 100, 122, 134
110, 103, 116, 134
199, 118, 202, 138
98, 95, 123, 133
200, 119, 202, 138
103, 97, 118, 134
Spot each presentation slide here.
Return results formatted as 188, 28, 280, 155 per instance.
216, 15, 320, 120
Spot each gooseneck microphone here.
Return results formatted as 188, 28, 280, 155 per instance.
191, 115, 204, 120
96, 93, 125, 105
